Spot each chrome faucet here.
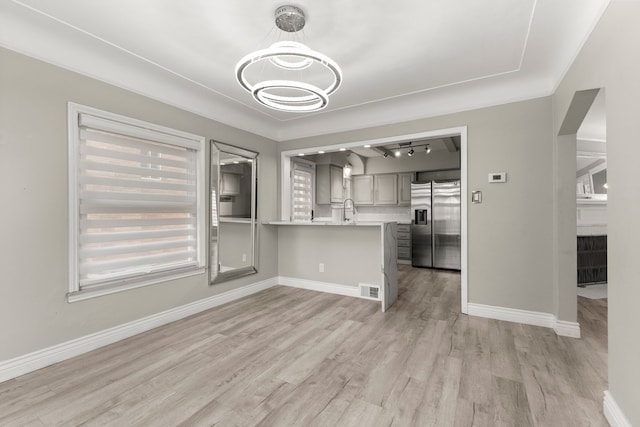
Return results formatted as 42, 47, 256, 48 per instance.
343, 198, 356, 222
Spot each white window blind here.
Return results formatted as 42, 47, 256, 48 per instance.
292, 161, 314, 221
69, 105, 205, 297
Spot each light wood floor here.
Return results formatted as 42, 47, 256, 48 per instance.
0, 265, 608, 426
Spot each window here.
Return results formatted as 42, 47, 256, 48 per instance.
68, 103, 205, 301
291, 160, 314, 221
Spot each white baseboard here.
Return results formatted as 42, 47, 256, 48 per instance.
277, 276, 361, 298
604, 391, 633, 427
554, 320, 581, 338
467, 303, 581, 338
0, 276, 279, 384
467, 303, 556, 328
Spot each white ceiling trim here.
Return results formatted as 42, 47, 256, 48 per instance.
11, 0, 280, 120
550, 0, 611, 94
276, 74, 552, 141
0, 0, 281, 140
277, 67, 523, 124
1, 0, 610, 142
277, 1, 539, 125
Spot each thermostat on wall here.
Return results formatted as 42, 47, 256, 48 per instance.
488, 172, 507, 183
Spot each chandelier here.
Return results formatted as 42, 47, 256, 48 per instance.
235, 6, 343, 113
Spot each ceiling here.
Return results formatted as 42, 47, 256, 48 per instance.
0, 0, 609, 141
346, 137, 460, 158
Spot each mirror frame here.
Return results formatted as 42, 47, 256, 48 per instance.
210, 140, 258, 284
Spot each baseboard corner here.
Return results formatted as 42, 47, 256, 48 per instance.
554, 319, 581, 338
604, 390, 633, 427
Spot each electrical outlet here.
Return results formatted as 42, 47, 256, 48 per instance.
319, 263, 324, 273
242, 253, 247, 262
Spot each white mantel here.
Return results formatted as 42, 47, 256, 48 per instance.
577, 199, 607, 236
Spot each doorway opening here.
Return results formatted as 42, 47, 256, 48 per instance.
556, 88, 608, 395
280, 126, 468, 313
575, 90, 608, 298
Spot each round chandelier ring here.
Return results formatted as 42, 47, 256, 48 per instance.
234, 5, 342, 113
268, 41, 313, 70
252, 80, 328, 112
235, 43, 342, 100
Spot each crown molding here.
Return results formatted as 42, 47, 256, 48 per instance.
0, 1, 281, 141
1, 0, 610, 142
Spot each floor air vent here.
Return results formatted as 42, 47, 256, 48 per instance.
359, 284, 381, 301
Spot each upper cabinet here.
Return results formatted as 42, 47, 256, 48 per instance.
374, 174, 398, 205
353, 175, 374, 205
398, 173, 413, 205
316, 164, 344, 204
354, 174, 401, 205
220, 172, 241, 196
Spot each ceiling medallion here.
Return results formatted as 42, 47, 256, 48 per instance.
235, 5, 343, 113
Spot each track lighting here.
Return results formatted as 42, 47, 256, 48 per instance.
378, 142, 434, 158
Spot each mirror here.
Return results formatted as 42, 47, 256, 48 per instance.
576, 153, 607, 202
210, 140, 258, 284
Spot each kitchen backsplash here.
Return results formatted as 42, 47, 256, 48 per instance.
314, 204, 411, 223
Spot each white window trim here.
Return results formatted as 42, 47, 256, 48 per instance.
67, 102, 206, 301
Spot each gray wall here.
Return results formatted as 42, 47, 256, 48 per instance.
280, 97, 555, 315
0, 47, 278, 361
218, 222, 253, 269
278, 226, 382, 287
553, 2, 640, 424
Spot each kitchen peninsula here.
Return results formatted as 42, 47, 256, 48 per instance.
266, 221, 398, 311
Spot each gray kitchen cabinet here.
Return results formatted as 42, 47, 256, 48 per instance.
398, 173, 413, 205
397, 224, 411, 262
316, 164, 344, 204
374, 174, 398, 205
353, 175, 374, 205
220, 172, 241, 196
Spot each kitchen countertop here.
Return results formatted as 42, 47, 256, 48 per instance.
264, 220, 391, 226
220, 217, 252, 223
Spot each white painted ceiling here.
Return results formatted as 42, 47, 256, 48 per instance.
0, 0, 609, 141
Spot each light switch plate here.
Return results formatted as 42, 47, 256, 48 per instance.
472, 191, 482, 204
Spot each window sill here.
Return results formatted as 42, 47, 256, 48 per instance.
67, 267, 206, 303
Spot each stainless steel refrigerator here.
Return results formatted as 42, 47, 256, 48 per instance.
411, 180, 461, 270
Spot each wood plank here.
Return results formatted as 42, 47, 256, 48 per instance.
0, 266, 609, 426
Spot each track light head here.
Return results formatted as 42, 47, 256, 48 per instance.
408, 148, 414, 157
394, 150, 401, 157
425, 145, 431, 154
383, 152, 389, 158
